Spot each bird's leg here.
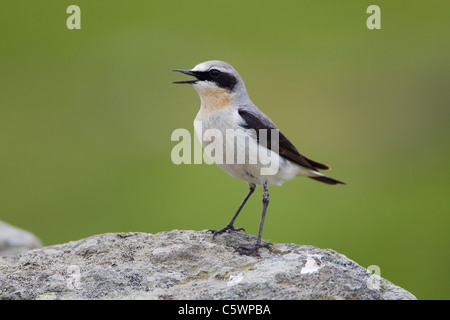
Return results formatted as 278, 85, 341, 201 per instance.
237, 181, 271, 256
209, 183, 256, 240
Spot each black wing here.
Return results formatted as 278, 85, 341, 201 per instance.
238, 109, 330, 171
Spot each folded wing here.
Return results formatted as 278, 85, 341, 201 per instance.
238, 109, 330, 171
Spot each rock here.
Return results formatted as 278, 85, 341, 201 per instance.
0, 230, 416, 300
0, 221, 42, 257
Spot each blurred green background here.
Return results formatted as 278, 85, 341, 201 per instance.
1, 1, 449, 299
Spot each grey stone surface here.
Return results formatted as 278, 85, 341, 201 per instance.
0, 221, 42, 257
0, 229, 416, 300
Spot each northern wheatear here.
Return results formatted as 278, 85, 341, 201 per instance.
173, 60, 345, 256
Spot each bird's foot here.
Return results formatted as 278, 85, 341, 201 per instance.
209, 224, 245, 240
236, 241, 272, 257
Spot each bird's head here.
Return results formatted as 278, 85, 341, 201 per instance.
173, 60, 250, 109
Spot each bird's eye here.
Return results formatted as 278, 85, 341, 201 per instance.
209, 69, 221, 78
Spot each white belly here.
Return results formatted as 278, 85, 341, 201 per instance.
194, 109, 306, 186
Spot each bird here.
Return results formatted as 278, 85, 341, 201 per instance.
173, 60, 345, 256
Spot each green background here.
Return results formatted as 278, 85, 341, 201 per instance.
1, 1, 449, 299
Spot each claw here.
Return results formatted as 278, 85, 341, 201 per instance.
236, 241, 272, 257
208, 225, 245, 240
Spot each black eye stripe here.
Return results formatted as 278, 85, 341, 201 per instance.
209, 69, 220, 78
195, 70, 237, 91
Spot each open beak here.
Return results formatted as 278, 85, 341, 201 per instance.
172, 69, 200, 84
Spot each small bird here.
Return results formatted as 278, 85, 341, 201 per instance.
173, 60, 345, 256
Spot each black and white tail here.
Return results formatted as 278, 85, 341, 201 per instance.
309, 175, 346, 185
